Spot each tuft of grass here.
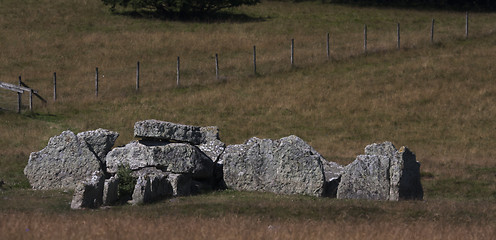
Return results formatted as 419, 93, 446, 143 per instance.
116, 164, 136, 202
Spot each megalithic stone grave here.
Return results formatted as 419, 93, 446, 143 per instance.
24, 120, 422, 210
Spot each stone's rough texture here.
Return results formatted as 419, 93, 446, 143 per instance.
24, 130, 102, 190
103, 176, 119, 206
77, 128, 119, 164
130, 175, 148, 205
168, 174, 192, 196
221, 135, 327, 197
322, 160, 344, 182
71, 171, 105, 209
198, 139, 226, 163
364, 141, 397, 161
134, 120, 219, 145
365, 142, 423, 201
337, 155, 391, 200
199, 126, 220, 143
105, 141, 214, 178
105, 141, 151, 173
130, 168, 172, 205
337, 142, 423, 201
321, 160, 345, 197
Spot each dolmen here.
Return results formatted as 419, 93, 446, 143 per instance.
337, 141, 423, 201
24, 120, 423, 210
24, 120, 226, 209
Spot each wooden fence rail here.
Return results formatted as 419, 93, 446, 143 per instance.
0, 78, 47, 113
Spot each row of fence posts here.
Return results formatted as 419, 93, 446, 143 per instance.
45, 12, 469, 99
362, 12, 470, 54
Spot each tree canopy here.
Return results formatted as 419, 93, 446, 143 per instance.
102, 0, 261, 15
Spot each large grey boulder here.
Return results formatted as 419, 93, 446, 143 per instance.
103, 175, 119, 206
337, 142, 423, 201
24, 130, 102, 190
364, 141, 397, 161
134, 120, 219, 145
77, 128, 119, 166
221, 135, 332, 197
71, 171, 105, 209
130, 168, 172, 205
105, 141, 214, 179
337, 155, 391, 200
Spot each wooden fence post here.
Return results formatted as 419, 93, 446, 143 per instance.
17, 76, 22, 113
53, 72, 57, 101
29, 89, 33, 111
364, 24, 368, 54
327, 32, 330, 60
18, 76, 33, 111
431, 19, 435, 44
397, 23, 401, 50
177, 57, 180, 87
253, 45, 257, 75
136, 61, 140, 91
466, 11, 469, 39
95, 67, 99, 97
291, 38, 295, 67
215, 53, 219, 80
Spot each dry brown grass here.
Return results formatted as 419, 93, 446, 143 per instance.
1, 189, 496, 239
1, 0, 496, 237
1, 0, 495, 183
1, 0, 495, 189
1, 191, 495, 240
1, 212, 495, 240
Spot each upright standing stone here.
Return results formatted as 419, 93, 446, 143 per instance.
364, 141, 396, 160
168, 173, 192, 196
77, 128, 119, 165
221, 135, 331, 197
24, 130, 102, 190
130, 168, 172, 205
337, 155, 391, 200
71, 171, 105, 209
337, 142, 423, 201
103, 175, 119, 206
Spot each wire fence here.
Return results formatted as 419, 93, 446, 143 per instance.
0, 11, 489, 113
0, 88, 20, 112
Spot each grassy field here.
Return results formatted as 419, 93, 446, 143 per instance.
1, 0, 496, 239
